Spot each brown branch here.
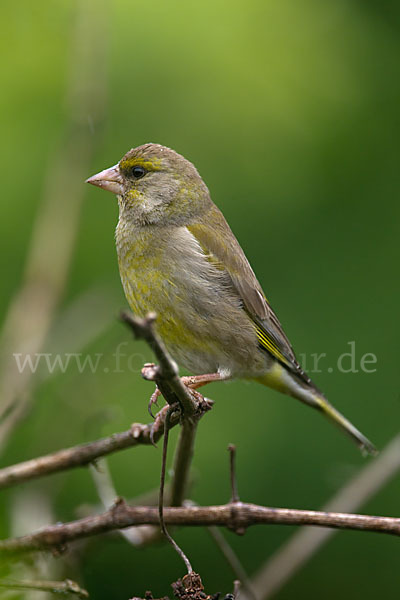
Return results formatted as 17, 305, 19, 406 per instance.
0, 415, 180, 490
0, 500, 399, 557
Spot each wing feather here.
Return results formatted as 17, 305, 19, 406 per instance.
188, 206, 310, 383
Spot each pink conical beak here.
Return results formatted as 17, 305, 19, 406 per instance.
86, 164, 124, 195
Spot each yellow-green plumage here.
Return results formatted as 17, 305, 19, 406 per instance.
87, 143, 376, 455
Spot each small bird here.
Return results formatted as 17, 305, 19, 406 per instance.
87, 143, 376, 455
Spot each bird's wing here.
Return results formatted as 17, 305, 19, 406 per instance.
188, 206, 309, 382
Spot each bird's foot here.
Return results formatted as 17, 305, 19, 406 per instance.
147, 372, 227, 443
147, 378, 202, 423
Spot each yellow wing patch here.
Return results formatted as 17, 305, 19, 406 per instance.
254, 322, 290, 367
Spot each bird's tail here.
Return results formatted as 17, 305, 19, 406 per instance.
256, 364, 377, 456
309, 393, 377, 456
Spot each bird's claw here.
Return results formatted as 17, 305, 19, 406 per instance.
148, 386, 162, 419
149, 403, 171, 447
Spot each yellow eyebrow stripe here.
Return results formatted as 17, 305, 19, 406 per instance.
119, 157, 162, 171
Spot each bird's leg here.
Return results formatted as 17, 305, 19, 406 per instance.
180, 372, 231, 406
181, 372, 231, 390
149, 372, 229, 417
147, 372, 229, 445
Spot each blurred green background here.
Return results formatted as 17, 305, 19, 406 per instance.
1, 0, 399, 598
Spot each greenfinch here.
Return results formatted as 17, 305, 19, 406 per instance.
87, 143, 375, 455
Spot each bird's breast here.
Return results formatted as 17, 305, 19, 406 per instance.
115, 220, 263, 374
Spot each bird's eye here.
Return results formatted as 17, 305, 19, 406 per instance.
130, 166, 146, 179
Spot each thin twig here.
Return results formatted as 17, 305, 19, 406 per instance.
228, 444, 240, 503
159, 405, 193, 573
0, 578, 89, 599
206, 445, 254, 597
1, 501, 399, 556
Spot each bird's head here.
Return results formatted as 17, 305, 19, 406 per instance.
86, 143, 211, 225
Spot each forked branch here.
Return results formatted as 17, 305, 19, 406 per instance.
0, 314, 213, 491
